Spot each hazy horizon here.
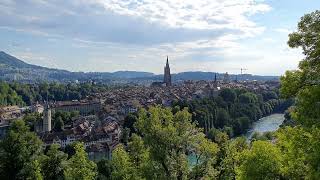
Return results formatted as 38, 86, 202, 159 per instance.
1, 0, 319, 75
0, 50, 279, 77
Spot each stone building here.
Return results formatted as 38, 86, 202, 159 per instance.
34, 104, 52, 133
52, 100, 102, 115
163, 56, 172, 87
223, 72, 230, 83
43, 104, 52, 132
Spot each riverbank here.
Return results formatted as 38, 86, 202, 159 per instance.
245, 113, 285, 139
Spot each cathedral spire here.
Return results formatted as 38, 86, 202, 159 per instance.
164, 56, 172, 86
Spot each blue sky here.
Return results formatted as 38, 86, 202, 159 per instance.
0, 0, 319, 75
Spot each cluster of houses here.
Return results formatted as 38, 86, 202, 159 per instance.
97, 80, 279, 121
0, 79, 279, 160
39, 115, 120, 160
0, 100, 121, 160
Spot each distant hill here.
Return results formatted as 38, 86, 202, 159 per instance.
0, 52, 157, 82
0, 51, 36, 69
111, 71, 154, 79
134, 71, 279, 82
0, 51, 279, 83
171, 71, 279, 82
0, 51, 79, 82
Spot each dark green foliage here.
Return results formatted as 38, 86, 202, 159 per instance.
41, 144, 68, 180
120, 128, 130, 145
238, 92, 258, 104
219, 88, 237, 103
251, 131, 274, 141
0, 120, 43, 180
207, 128, 229, 145
262, 91, 278, 101
23, 112, 43, 131
0, 118, 97, 180
64, 143, 97, 179
173, 88, 289, 137
123, 112, 138, 134
281, 109, 296, 127
219, 137, 248, 179
0, 81, 25, 106
53, 111, 79, 127
232, 117, 250, 135
216, 108, 231, 128
0, 81, 111, 106
276, 10, 320, 179
97, 159, 113, 180
64, 143, 77, 158
131, 106, 219, 179
53, 116, 64, 132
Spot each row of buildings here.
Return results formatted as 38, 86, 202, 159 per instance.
0, 100, 121, 161
0, 56, 279, 160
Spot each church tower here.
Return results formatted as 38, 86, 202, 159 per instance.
163, 56, 172, 86
213, 73, 218, 88
43, 103, 52, 132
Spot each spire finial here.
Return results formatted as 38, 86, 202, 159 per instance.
166, 56, 169, 67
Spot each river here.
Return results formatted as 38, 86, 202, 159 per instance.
189, 113, 285, 166
245, 113, 285, 139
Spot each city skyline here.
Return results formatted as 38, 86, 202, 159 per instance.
1, 0, 319, 75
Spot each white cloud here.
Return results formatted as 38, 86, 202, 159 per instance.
1, 0, 301, 75
95, 0, 271, 34
0, 0, 270, 43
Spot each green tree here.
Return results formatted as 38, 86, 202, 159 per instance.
232, 116, 250, 135
276, 126, 320, 179
135, 106, 219, 179
238, 92, 258, 104
281, 10, 320, 127
216, 108, 231, 128
23, 112, 42, 130
97, 159, 113, 180
41, 144, 68, 180
111, 145, 135, 180
262, 91, 278, 101
207, 128, 229, 146
219, 88, 237, 103
123, 113, 138, 134
0, 81, 25, 106
64, 143, 97, 180
236, 141, 282, 180
0, 119, 43, 180
190, 138, 220, 179
53, 116, 64, 132
278, 10, 320, 179
219, 137, 248, 180
24, 159, 43, 180
127, 134, 153, 178
120, 127, 130, 145
64, 142, 77, 158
